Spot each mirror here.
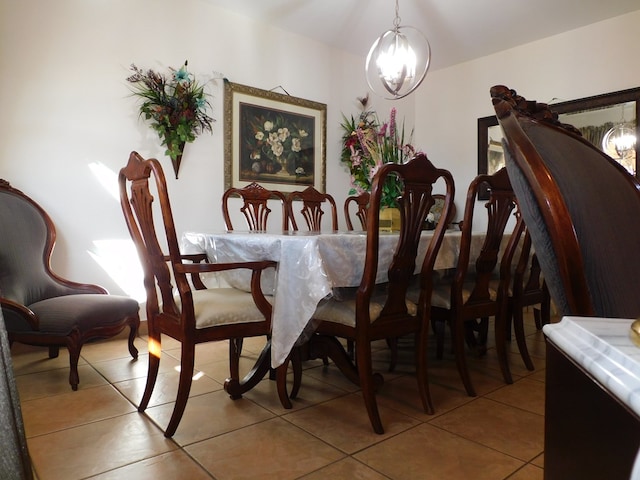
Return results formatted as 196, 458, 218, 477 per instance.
477, 87, 640, 200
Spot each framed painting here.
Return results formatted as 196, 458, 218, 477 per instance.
478, 86, 640, 200
224, 81, 327, 192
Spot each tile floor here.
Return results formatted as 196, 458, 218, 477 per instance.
12, 312, 551, 480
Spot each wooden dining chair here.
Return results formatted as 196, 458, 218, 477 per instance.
222, 182, 287, 232
286, 186, 338, 231
492, 84, 640, 319
430, 167, 522, 397
303, 152, 455, 434
0, 179, 140, 391
506, 222, 550, 368
343, 191, 370, 231
119, 152, 291, 437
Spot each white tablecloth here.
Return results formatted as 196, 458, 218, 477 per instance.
182, 230, 475, 366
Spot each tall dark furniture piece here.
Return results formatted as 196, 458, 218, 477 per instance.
493, 85, 640, 480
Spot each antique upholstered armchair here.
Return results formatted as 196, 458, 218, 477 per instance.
0, 180, 140, 390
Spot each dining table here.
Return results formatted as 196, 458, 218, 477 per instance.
181, 229, 488, 368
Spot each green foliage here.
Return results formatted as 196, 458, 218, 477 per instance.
340, 106, 416, 208
127, 61, 214, 160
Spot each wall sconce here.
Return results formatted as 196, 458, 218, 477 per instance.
365, 0, 431, 99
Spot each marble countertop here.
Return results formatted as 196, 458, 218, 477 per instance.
543, 316, 640, 419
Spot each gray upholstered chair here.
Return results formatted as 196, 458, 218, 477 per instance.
492, 85, 640, 318
0, 180, 140, 390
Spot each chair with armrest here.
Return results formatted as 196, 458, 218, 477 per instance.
430, 167, 522, 397
491, 85, 640, 318
344, 192, 370, 231
119, 152, 291, 438
286, 186, 339, 231
307, 152, 455, 434
0, 180, 140, 391
222, 182, 287, 232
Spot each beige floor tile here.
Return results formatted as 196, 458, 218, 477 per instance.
11, 344, 88, 376
299, 457, 390, 479
354, 423, 523, 480
22, 384, 136, 437
507, 463, 544, 480
80, 335, 148, 363
92, 352, 179, 384
377, 375, 474, 421
285, 393, 420, 454
531, 452, 544, 468
114, 367, 224, 408
144, 389, 275, 445
485, 377, 545, 416
244, 372, 349, 414
16, 365, 108, 401
28, 412, 175, 480
429, 397, 544, 461
302, 363, 363, 393
186, 417, 344, 480
87, 450, 211, 480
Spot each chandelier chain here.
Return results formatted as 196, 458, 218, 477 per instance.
393, 0, 401, 29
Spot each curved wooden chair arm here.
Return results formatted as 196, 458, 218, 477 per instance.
0, 298, 39, 330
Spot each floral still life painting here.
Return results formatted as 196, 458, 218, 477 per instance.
340, 97, 417, 208
240, 104, 315, 185
127, 61, 214, 178
224, 81, 326, 193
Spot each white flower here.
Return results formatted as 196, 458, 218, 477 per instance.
427, 212, 435, 223
267, 132, 279, 145
264, 121, 274, 132
291, 138, 301, 152
271, 142, 284, 157
298, 129, 308, 137
277, 127, 290, 142
255, 131, 265, 141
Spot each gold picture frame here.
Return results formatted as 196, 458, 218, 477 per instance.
224, 81, 327, 192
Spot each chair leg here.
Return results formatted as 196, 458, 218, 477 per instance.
164, 344, 195, 438
513, 303, 535, 371
289, 346, 303, 399
416, 327, 434, 415
432, 318, 446, 359
48, 346, 60, 359
452, 318, 476, 397
139, 335, 161, 413
67, 340, 81, 391
387, 337, 398, 372
127, 320, 139, 360
494, 307, 514, 384
356, 344, 384, 434
276, 358, 293, 410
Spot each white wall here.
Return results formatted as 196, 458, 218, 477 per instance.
413, 10, 640, 222
1, 1, 639, 300
0, 0, 405, 299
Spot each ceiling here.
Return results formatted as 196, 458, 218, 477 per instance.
203, 0, 640, 71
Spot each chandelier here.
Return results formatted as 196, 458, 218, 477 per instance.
602, 104, 637, 160
365, 0, 431, 100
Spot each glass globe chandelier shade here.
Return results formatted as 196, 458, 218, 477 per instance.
365, 3, 431, 100
602, 123, 637, 159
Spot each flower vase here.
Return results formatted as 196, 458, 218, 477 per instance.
167, 141, 186, 179
379, 207, 401, 232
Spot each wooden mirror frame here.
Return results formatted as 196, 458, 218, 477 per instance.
478, 86, 640, 200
